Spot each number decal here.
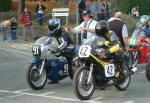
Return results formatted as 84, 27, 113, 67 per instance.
32, 45, 39, 55
78, 45, 91, 57
104, 64, 115, 77
63, 64, 68, 74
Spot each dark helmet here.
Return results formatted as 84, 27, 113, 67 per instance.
95, 20, 109, 36
48, 18, 60, 36
82, 10, 93, 18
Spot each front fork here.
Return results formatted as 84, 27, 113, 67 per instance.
39, 59, 46, 76
87, 64, 94, 84
79, 64, 94, 84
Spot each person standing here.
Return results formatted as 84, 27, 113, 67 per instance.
35, 1, 46, 26
108, 12, 128, 48
0, 18, 16, 41
10, 18, 18, 41
20, 7, 37, 41
95, 0, 105, 21
78, 0, 86, 23
102, 0, 110, 20
86, 0, 95, 14
131, 6, 139, 18
66, 10, 97, 44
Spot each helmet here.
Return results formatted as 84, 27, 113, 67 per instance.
95, 20, 109, 36
140, 15, 149, 24
48, 18, 60, 36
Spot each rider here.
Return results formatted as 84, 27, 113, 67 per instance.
139, 15, 150, 36
47, 18, 74, 84
94, 20, 121, 58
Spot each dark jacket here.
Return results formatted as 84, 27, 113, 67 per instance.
10, 22, 18, 30
109, 19, 125, 47
35, 4, 46, 14
49, 28, 74, 51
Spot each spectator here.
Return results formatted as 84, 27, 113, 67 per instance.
20, 7, 37, 41
35, 1, 46, 26
66, 10, 97, 44
108, 12, 129, 49
10, 18, 18, 41
86, 0, 95, 14
95, 0, 105, 21
131, 6, 139, 18
0, 18, 16, 41
78, 0, 86, 23
102, 0, 110, 20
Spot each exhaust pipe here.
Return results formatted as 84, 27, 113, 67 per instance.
130, 67, 138, 75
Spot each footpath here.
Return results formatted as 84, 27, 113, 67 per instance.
0, 35, 33, 54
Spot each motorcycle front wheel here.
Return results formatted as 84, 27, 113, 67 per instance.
26, 64, 47, 90
115, 64, 131, 91
146, 59, 150, 82
129, 51, 139, 68
73, 66, 95, 100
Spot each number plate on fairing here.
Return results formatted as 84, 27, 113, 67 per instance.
78, 45, 92, 58
104, 64, 115, 77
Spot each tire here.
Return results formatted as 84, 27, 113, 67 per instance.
115, 64, 131, 91
68, 62, 75, 80
68, 58, 80, 80
125, 51, 133, 69
73, 66, 95, 100
146, 59, 150, 82
26, 64, 47, 90
129, 51, 139, 68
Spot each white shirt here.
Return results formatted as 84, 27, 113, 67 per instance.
108, 17, 128, 38
38, 5, 44, 14
73, 19, 97, 42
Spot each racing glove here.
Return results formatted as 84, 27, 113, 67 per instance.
51, 48, 60, 54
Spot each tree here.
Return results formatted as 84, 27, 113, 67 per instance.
0, 0, 12, 12
117, 0, 150, 15
18, 0, 25, 14
18, 0, 25, 19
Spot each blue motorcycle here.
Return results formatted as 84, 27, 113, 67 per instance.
26, 36, 78, 90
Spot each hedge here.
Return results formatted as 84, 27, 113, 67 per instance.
0, 0, 12, 12
117, 0, 150, 15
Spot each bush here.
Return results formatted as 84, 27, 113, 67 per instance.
0, 0, 12, 12
117, 0, 150, 15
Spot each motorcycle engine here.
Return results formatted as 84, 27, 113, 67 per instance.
93, 64, 107, 87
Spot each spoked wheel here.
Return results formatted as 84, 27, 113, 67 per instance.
73, 66, 95, 100
146, 59, 150, 82
125, 51, 133, 69
26, 64, 47, 90
115, 64, 131, 91
129, 51, 139, 68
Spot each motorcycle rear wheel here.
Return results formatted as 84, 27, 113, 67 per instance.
146, 59, 150, 82
73, 66, 95, 100
115, 64, 131, 91
26, 64, 47, 90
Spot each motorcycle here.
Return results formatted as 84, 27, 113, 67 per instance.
73, 36, 131, 100
128, 28, 150, 68
26, 36, 78, 90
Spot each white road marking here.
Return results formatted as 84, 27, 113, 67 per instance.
85, 97, 103, 102
124, 101, 134, 103
0, 94, 24, 100
13, 89, 30, 93
0, 47, 31, 56
40, 91, 55, 96
0, 90, 12, 93
0, 90, 103, 103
